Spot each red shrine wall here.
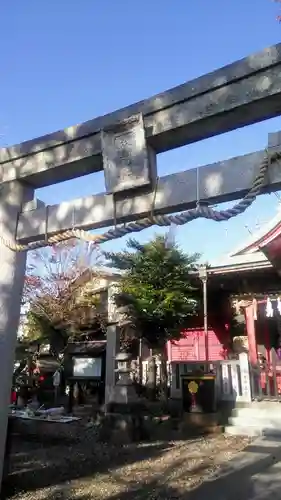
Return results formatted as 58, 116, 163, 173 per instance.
167, 326, 230, 362
167, 309, 231, 363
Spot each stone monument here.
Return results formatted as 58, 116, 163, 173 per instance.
100, 351, 146, 443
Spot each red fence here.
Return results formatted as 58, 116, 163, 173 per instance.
251, 363, 281, 399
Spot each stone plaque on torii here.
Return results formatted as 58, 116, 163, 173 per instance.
2, 43, 281, 484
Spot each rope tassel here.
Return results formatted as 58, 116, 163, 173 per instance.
0, 150, 278, 252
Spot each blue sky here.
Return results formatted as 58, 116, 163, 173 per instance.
2, 0, 281, 264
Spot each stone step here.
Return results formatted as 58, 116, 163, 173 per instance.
241, 402, 281, 409
224, 425, 262, 437
233, 411, 281, 421
224, 425, 281, 439
233, 406, 281, 418
229, 416, 281, 429
226, 418, 281, 437
225, 424, 281, 437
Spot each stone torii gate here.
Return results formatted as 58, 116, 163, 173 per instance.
2, 42, 281, 484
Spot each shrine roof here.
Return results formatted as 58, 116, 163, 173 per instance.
229, 209, 281, 257
209, 208, 281, 273
211, 251, 269, 270
209, 252, 271, 277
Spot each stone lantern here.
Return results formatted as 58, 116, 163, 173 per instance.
101, 352, 147, 444
107, 351, 140, 413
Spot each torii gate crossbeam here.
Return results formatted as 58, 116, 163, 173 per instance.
1, 43, 281, 489
1, 43, 281, 188
16, 136, 281, 243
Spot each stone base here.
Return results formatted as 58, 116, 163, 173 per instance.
106, 399, 147, 415
108, 382, 139, 406
181, 412, 220, 432
96, 410, 222, 443
146, 413, 222, 440
98, 412, 147, 444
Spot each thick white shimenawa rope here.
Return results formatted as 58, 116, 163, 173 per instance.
0, 150, 277, 253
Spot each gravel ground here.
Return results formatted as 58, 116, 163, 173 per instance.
4, 432, 250, 500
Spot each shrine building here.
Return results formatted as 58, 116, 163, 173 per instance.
167, 207, 281, 401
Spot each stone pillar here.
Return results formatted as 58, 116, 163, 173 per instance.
105, 324, 120, 405
105, 282, 120, 405
239, 352, 252, 403
0, 181, 34, 488
245, 304, 257, 364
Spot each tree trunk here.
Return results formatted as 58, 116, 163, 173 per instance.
138, 337, 143, 385
147, 356, 157, 401
27, 356, 34, 385
159, 347, 169, 401
77, 382, 84, 405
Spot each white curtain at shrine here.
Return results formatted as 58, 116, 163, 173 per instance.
256, 297, 281, 318
266, 297, 274, 318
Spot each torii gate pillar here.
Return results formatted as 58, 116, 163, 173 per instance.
0, 181, 34, 486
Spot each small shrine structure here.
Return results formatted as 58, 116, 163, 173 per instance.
168, 207, 281, 400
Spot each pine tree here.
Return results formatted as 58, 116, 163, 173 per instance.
104, 235, 200, 349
